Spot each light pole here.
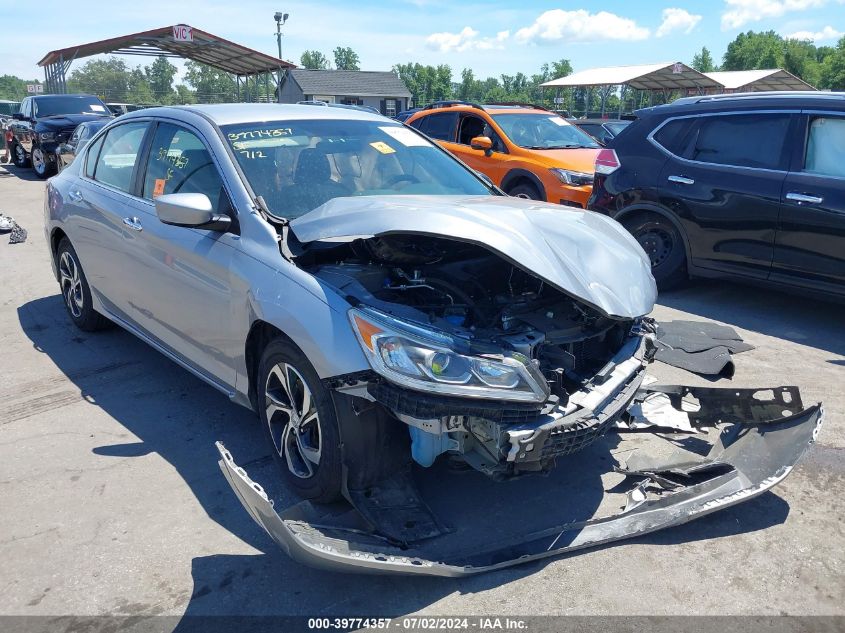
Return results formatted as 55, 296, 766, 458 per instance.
274, 11, 289, 103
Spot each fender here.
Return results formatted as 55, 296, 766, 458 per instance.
500, 169, 547, 201
613, 203, 693, 264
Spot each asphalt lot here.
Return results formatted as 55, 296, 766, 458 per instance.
0, 163, 843, 621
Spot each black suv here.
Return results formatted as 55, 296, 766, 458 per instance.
9, 94, 112, 179
588, 92, 845, 298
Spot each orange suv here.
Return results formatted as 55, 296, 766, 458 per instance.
406, 102, 601, 208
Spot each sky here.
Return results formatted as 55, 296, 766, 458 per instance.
2, 0, 844, 83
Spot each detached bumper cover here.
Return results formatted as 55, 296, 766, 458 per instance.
217, 396, 822, 577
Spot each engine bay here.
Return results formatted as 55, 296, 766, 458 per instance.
298, 234, 637, 399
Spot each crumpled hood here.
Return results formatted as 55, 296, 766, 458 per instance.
290, 195, 656, 319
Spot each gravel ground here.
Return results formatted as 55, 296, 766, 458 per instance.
0, 164, 842, 623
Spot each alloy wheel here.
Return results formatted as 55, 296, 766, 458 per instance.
32, 148, 46, 175
58, 251, 84, 318
265, 362, 322, 479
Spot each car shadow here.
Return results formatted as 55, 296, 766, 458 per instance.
658, 279, 845, 357
17, 294, 792, 622
1, 163, 43, 182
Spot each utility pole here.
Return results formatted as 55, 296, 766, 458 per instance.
274, 11, 289, 103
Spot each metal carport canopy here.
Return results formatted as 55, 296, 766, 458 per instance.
703, 69, 816, 91
541, 62, 721, 91
38, 24, 295, 76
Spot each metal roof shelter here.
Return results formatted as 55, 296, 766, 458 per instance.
37, 24, 295, 100
541, 62, 721, 92
703, 69, 816, 92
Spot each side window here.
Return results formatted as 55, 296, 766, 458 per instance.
689, 114, 791, 170
652, 118, 696, 156
93, 122, 148, 193
804, 116, 845, 178
142, 123, 227, 209
84, 135, 105, 178
20, 99, 31, 118
457, 115, 487, 145
408, 115, 428, 134
419, 112, 458, 141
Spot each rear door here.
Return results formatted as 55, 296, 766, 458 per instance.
771, 112, 845, 295
656, 111, 794, 279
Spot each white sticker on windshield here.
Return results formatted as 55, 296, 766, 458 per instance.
379, 126, 429, 147
90, 104, 106, 112
548, 117, 566, 126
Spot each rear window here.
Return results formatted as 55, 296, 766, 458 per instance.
410, 112, 458, 141
652, 118, 696, 155
688, 114, 791, 170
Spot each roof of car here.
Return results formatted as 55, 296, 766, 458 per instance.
638, 90, 845, 117
120, 103, 393, 127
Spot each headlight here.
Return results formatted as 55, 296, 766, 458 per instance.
550, 168, 593, 187
349, 308, 548, 402
38, 131, 55, 142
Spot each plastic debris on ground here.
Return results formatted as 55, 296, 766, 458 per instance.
0, 213, 27, 244
653, 319, 754, 378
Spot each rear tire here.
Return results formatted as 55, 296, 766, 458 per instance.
56, 238, 112, 331
258, 338, 343, 503
623, 213, 687, 290
508, 182, 542, 200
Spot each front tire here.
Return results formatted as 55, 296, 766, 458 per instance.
258, 338, 343, 502
623, 213, 687, 290
508, 182, 542, 200
12, 141, 30, 168
32, 145, 54, 179
56, 238, 111, 331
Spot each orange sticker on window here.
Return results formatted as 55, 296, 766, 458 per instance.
153, 179, 166, 197
369, 141, 395, 154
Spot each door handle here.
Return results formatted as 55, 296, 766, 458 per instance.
786, 192, 823, 205
67, 188, 83, 203
122, 217, 143, 232
668, 175, 695, 185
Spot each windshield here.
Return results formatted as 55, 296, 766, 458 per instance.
606, 121, 631, 135
33, 96, 109, 118
223, 119, 492, 220
493, 113, 600, 149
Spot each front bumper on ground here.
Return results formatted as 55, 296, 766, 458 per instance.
217, 387, 822, 577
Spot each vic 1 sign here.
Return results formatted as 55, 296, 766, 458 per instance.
172, 25, 193, 42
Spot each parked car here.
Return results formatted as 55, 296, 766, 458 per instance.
55, 120, 109, 172
406, 101, 601, 208
44, 103, 819, 575
570, 118, 631, 146
588, 91, 845, 296
394, 107, 421, 122
106, 102, 145, 116
9, 94, 112, 178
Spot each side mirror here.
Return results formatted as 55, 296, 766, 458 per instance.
470, 136, 494, 155
154, 193, 231, 231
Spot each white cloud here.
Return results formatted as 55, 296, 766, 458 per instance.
514, 9, 650, 44
656, 8, 703, 37
785, 25, 844, 40
425, 27, 509, 52
722, 0, 827, 30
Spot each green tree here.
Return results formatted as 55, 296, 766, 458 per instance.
300, 50, 330, 70
691, 46, 717, 72
0, 75, 34, 100
392, 63, 452, 105
333, 47, 360, 71
723, 30, 785, 70
183, 61, 236, 103
127, 68, 155, 104
145, 55, 177, 102
820, 36, 845, 89
173, 84, 197, 105
67, 57, 131, 101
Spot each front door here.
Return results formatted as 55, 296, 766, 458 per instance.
771, 113, 845, 295
657, 112, 793, 279
127, 121, 241, 389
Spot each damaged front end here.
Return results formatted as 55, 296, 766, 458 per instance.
218, 386, 822, 576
